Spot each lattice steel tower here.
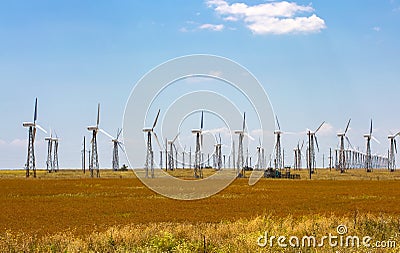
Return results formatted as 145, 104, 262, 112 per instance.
235, 112, 246, 177
388, 132, 399, 172
23, 98, 47, 178
192, 111, 204, 178
143, 109, 160, 178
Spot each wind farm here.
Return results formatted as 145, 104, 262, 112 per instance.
4, 89, 400, 252
2, 0, 400, 250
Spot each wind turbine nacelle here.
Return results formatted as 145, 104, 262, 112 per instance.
274, 130, 282, 134
87, 126, 98, 131
363, 134, 370, 138
23, 122, 35, 127
142, 128, 152, 132
192, 129, 201, 134
234, 130, 244, 134
337, 133, 345, 137
45, 137, 52, 141
388, 135, 395, 139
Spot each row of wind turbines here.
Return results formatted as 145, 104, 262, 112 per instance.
23, 99, 125, 178
22, 98, 400, 179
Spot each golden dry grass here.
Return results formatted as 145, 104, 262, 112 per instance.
1, 169, 400, 252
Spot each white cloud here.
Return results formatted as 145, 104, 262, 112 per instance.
206, 0, 326, 35
10, 138, 27, 148
199, 23, 225, 31
372, 26, 381, 32
179, 27, 189, 32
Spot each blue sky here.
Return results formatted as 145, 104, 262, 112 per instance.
0, 0, 400, 169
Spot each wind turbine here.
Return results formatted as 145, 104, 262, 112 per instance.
81, 136, 89, 174
192, 111, 204, 178
388, 131, 400, 172
23, 98, 47, 178
256, 138, 264, 170
364, 119, 380, 172
111, 129, 124, 171
167, 133, 179, 171
306, 121, 325, 179
293, 140, 304, 170
87, 103, 110, 178
337, 119, 352, 173
274, 116, 283, 171
52, 133, 59, 172
214, 134, 222, 170
234, 112, 246, 178
143, 109, 161, 178
45, 129, 54, 173
182, 146, 187, 169
45, 129, 60, 173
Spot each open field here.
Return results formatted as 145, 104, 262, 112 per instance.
1, 169, 400, 252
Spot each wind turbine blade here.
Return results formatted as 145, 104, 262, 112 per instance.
97, 103, 100, 127
117, 142, 127, 156
244, 132, 255, 141
200, 111, 204, 130
219, 133, 221, 144
314, 136, 320, 152
259, 137, 261, 147
99, 128, 114, 140
36, 124, 47, 134
275, 115, 281, 131
172, 132, 180, 143
396, 132, 400, 137
152, 132, 162, 149
116, 128, 122, 139
152, 109, 160, 130
242, 112, 246, 131
344, 118, 351, 134
369, 119, 373, 136
371, 135, 380, 144
395, 139, 398, 154
201, 134, 203, 148
34, 98, 38, 123
345, 136, 355, 150
315, 121, 325, 134
300, 140, 304, 150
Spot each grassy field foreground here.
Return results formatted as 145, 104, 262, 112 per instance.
1, 169, 400, 252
